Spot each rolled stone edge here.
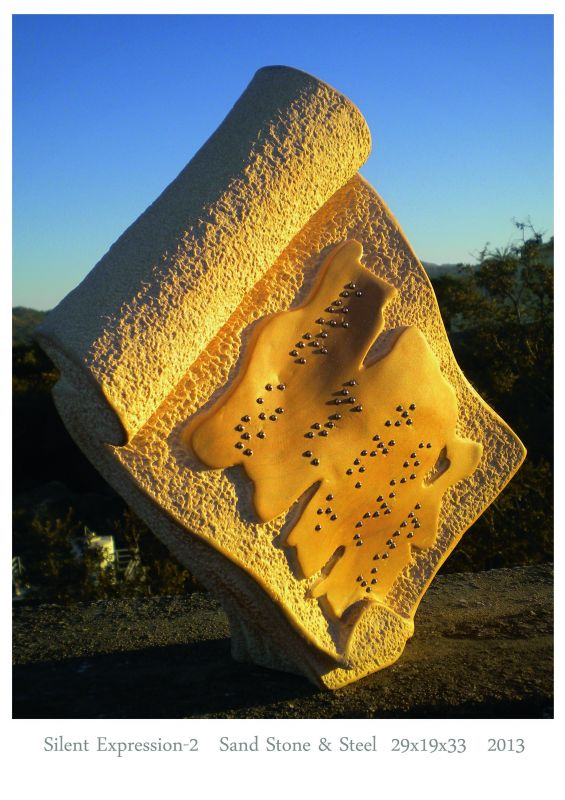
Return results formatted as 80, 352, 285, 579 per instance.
35, 65, 372, 445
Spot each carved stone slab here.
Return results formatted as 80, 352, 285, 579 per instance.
36, 66, 526, 688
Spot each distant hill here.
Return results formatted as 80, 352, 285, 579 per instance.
422, 237, 553, 279
422, 261, 474, 278
11, 266, 462, 345
12, 307, 46, 347
14, 249, 542, 344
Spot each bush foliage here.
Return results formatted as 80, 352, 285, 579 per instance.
431, 225, 552, 571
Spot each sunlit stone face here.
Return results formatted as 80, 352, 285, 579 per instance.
186, 241, 482, 618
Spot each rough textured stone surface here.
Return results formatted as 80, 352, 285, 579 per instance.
36, 66, 371, 444
34, 66, 525, 688
12, 566, 553, 719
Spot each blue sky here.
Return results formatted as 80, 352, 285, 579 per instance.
13, 14, 553, 310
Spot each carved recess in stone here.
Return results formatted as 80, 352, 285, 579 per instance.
186, 241, 483, 618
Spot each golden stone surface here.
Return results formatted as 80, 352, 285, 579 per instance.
36, 67, 526, 688
188, 241, 482, 618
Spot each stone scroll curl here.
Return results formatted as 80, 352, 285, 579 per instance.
35, 66, 525, 688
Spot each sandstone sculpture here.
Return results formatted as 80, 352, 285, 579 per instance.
36, 66, 526, 688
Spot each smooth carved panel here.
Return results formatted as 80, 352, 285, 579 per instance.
187, 241, 483, 618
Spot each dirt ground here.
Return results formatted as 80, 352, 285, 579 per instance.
13, 564, 553, 719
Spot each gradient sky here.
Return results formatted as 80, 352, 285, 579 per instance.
13, 13, 553, 310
